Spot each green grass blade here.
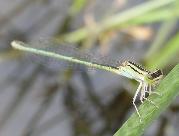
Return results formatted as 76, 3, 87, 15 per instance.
100, 0, 174, 31
114, 64, 179, 136
129, 8, 179, 25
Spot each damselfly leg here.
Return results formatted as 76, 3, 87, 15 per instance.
133, 82, 143, 122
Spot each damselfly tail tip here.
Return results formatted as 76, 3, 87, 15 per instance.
11, 40, 18, 48
11, 40, 23, 50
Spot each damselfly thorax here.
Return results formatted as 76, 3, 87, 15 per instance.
115, 61, 163, 122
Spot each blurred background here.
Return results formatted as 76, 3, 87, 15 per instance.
0, 0, 179, 136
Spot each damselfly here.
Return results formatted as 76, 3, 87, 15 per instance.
11, 40, 163, 122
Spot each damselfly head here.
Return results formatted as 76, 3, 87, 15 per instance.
151, 69, 163, 77
149, 69, 163, 81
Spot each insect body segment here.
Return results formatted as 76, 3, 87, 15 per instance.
117, 61, 149, 81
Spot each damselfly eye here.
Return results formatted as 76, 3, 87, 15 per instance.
150, 69, 163, 79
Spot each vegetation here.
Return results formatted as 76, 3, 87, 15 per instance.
0, 0, 179, 136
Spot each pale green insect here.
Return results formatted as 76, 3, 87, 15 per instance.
11, 40, 163, 122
